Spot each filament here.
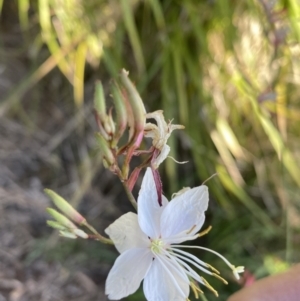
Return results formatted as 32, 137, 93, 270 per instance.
170, 250, 213, 275
155, 255, 187, 299
171, 245, 239, 275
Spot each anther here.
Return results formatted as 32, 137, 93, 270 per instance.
198, 225, 212, 237
212, 273, 228, 285
186, 225, 196, 235
201, 277, 218, 297
206, 263, 220, 274
190, 281, 204, 299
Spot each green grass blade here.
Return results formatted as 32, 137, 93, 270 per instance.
18, 0, 30, 29
173, 44, 188, 125
217, 164, 277, 233
147, 0, 165, 29
233, 73, 300, 187
120, 0, 145, 74
286, 0, 300, 41
74, 42, 87, 107
38, 0, 72, 81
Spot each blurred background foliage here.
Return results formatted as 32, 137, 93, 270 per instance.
0, 0, 300, 300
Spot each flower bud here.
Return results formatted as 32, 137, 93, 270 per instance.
94, 81, 115, 139
106, 109, 116, 137
47, 220, 66, 230
94, 81, 107, 120
95, 133, 115, 166
111, 82, 127, 148
119, 69, 146, 149
59, 230, 77, 239
73, 229, 89, 239
46, 208, 76, 229
45, 189, 86, 225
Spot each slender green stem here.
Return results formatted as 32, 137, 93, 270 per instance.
82, 221, 113, 244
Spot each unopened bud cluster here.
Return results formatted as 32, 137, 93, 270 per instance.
94, 69, 146, 181
45, 189, 88, 239
94, 69, 184, 189
45, 189, 112, 244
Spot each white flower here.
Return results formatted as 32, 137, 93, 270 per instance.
105, 168, 244, 300
144, 110, 185, 169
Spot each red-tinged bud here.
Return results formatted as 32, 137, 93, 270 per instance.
45, 189, 86, 225
119, 69, 146, 149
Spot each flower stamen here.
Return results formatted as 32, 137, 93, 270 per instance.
170, 249, 214, 275
212, 273, 228, 284
190, 281, 204, 299
171, 244, 244, 280
206, 263, 220, 274
167, 155, 189, 165
163, 251, 204, 285
201, 276, 218, 297
186, 225, 196, 235
198, 225, 212, 237
155, 255, 187, 298
170, 248, 213, 274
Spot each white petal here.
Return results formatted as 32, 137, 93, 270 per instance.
143, 255, 189, 301
106, 248, 153, 300
105, 212, 150, 253
152, 144, 170, 169
160, 185, 209, 239
138, 168, 168, 238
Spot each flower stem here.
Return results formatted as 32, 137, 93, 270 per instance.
82, 221, 113, 244
122, 181, 137, 210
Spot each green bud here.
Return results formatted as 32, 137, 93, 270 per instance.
95, 133, 115, 166
102, 110, 115, 138
46, 208, 76, 229
102, 158, 109, 169
47, 220, 66, 230
119, 69, 146, 148
45, 189, 86, 224
73, 229, 89, 239
59, 230, 77, 239
94, 81, 116, 139
94, 81, 107, 119
111, 82, 127, 148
